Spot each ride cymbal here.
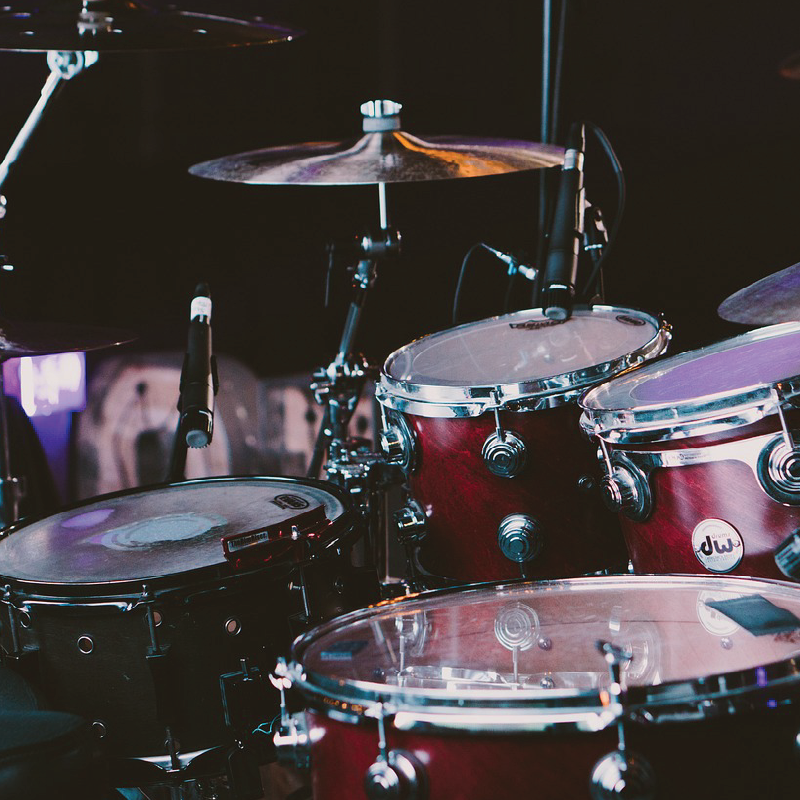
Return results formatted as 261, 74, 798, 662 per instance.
189, 100, 565, 186
0, 317, 135, 358
0, 0, 301, 52
718, 261, 800, 325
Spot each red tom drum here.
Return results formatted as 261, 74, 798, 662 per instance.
580, 322, 800, 579
275, 574, 800, 800
377, 305, 670, 583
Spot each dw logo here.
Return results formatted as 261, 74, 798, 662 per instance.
691, 519, 744, 573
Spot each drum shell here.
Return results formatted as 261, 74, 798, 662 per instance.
305, 706, 799, 800
608, 416, 800, 579
1, 556, 359, 762
405, 402, 626, 582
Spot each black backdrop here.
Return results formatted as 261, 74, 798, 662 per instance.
2, 0, 800, 378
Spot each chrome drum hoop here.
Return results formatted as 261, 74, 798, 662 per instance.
377, 306, 671, 419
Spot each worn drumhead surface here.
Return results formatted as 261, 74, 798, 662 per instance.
583, 322, 800, 415
293, 575, 800, 710
384, 307, 660, 388
0, 478, 346, 585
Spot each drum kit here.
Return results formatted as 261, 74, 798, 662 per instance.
2, 3, 800, 800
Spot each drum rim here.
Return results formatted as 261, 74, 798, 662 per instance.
376, 305, 671, 418
286, 574, 800, 733
579, 321, 800, 445
0, 475, 356, 596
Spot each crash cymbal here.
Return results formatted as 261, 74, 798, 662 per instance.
189, 99, 565, 186
0, 317, 135, 358
0, 0, 301, 52
718, 261, 800, 325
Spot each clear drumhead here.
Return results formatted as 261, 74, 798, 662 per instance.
377, 306, 669, 417
0, 477, 347, 586
291, 575, 800, 727
580, 322, 800, 443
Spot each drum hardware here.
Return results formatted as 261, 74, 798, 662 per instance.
589, 641, 656, 800
775, 531, 800, 579
363, 703, 426, 800
496, 513, 545, 567
494, 601, 540, 685
270, 659, 311, 770
482, 402, 528, 478
379, 408, 417, 474
596, 444, 652, 522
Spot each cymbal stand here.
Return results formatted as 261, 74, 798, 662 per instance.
308, 182, 402, 580
0, 50, 96, 527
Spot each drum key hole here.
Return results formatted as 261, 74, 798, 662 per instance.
152, 610, 163, 627
92, 721, 107, 739
77, 635, 94, 654
225, 617, 242, 636
18, 610, 31, 628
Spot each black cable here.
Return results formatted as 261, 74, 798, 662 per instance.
451, 242, 487, 326
578, 121, 626, 300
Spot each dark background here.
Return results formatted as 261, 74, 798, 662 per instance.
2, 0, 800, 378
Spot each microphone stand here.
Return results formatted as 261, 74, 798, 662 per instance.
0, 50, 97, 525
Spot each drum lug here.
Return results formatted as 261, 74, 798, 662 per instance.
380, 410, 417, 473
497, 513, 543, 563
364, 703, 427, 800
590, 641, 656, 800
598, 448, 652, 522
393, 500, 427, 544
483, 405, 527, 478
756, 431, 800, 505
271, 659, 312, 769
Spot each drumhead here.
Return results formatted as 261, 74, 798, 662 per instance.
377, 306, 669, 417
0, 477, 349, 588
288, 575, 800, 731
580, 322, 800, 444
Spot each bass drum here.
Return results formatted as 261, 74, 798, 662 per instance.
277, 574, 800, 800
0, 476, 375, 787
377, 305, 670, 583
580, 321, 800, 579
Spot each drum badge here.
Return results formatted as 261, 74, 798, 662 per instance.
691, 519, 744, 573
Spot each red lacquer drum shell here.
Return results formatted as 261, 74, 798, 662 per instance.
580, 322, 800, 579
377, 306, 671, 583
278, 575, 800, 800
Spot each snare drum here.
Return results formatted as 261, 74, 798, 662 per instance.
580, 322, 800, 579
275, 574, 800, 800
377, 306, 670, 582
0, 476, 372, 784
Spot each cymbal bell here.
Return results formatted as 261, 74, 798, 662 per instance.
0, 317, 135, 358
718, 261, 800, 325
0, 0, 301, 52
189, 100, 565, 186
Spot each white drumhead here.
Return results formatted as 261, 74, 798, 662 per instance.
378, 306, 668, 417
0, 477, 347, 585
581, 322, 800, 443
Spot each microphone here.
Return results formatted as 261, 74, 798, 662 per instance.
481, 244, 538, 282
179, 283, 218, 449
542, 122, 586, 321
775, 530, 800, 580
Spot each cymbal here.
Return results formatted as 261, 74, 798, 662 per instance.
0, 0, 301, 52
0, 317, 135, 358
189, 100, 565, 186
718, 261, 800, 325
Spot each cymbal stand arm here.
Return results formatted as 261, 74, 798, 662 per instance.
0, 50, 98, 197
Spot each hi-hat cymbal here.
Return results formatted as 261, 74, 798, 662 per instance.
718, 261, 800, 325
0, 318, 135, 358
189, 100, 565, 186
0, 0, 301, 52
